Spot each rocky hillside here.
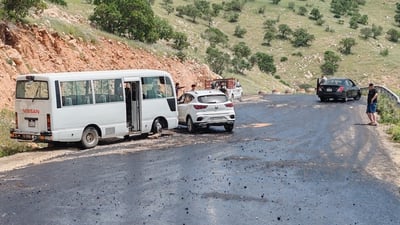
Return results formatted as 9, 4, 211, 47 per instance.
0, 21, 218, 109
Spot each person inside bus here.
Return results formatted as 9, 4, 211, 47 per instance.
125, 83, 132, 127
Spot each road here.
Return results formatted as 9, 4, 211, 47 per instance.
0, 94, 399, 225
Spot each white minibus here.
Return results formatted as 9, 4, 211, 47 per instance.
10, 69, 178, 149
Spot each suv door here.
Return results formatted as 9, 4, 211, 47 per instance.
177, 94, 193, 123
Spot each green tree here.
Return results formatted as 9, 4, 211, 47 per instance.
292, 28, 315, 47
211, 3, 223, 16
205, 47, 230, 75
185, 5, 201, 23
371, 24, 383, 39
202, 27, 229, 47
288, 2, 295, 11
172, 32, 190, 50
224, 0, 245, 12
90, 0, 158, 43
395, 2, 400, 26
263, 19, 277, 30
387, 28, 400, 42
231, 42, 252, 74
2, 0, 45, 20
277, 24, 292, 39
272, 0, 281, 5
194, 0, 210, 16
297, 6, 308, 16
234, 25, 247, 38
48, 0, 67, 6
160, 0, 174, 15
232, 42, 251, 58
360, 27, 372, 39
330, 0, 360, 17
89, 3, 122, 34
154, 17, 174, 41
358, 14, 368, 25
231, 57, 251, 74
320, 50, 340, 75
349, 16, 359, 29
309, 8, 323, 20
251, 52, 276, 74
339, 38, 356, 54
263, 30, 275, 46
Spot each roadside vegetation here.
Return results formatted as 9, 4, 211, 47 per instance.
378, 94, 400, 141
0, 109, 35, 157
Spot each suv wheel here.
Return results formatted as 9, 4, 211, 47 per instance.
224, 124, 234, 132
187, 117, 196, 133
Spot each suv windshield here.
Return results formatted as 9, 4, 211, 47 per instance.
198, 94, 227, 103
16, 80, 49, 100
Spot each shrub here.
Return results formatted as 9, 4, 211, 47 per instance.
0, 109, 34, 157
377, 95, 400, 124
380, 48, 389, 56
388, 125, 400, 141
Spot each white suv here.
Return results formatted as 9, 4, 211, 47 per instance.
177, 90, 236, 132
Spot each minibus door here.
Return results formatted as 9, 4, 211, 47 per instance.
124, 79, 141, 132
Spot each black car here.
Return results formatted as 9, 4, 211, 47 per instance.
317, 78, 361, 102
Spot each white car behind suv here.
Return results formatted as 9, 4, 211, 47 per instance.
177, 90, 236, 132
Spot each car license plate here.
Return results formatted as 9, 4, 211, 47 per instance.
28, 120, 36, 127
326, 88, 332, 92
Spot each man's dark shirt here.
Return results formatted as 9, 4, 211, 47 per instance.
367, 88, 377, 104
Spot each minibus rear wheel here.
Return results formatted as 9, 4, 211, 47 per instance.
81, 126, 99, 149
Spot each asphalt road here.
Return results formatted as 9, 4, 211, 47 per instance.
0, 94, 399, 225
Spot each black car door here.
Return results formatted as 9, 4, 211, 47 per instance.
347, 79, 356, 98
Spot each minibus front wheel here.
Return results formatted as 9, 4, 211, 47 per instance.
151, 118, 163, 134
81, 126, 99, 149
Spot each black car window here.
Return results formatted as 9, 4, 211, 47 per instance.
198, 94, 228, 103
325, 79, 337, 85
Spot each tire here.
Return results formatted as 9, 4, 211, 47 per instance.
224, 124, 234, 132
354, 92, 361, 100
81, 126, 99, 149
319, 97, 326, 102
151, 118, 163, 134
187, 117, 196, 133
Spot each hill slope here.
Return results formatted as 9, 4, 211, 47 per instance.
153, 0, 400, 90
0, 16, 218, 109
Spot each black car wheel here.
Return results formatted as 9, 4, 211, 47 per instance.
354, 92, 361, 100
224, 124, 234, 132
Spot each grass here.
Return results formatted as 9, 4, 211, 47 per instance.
0, 109, 35, 157
41, 0, 400, 94
153, 0, 400, 92
377, 94, 400, 142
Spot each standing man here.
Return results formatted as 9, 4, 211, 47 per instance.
319, 75, 327, 84
367, 83, 378, 126
175, 82, 184, 96
191, 84, 196, 91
